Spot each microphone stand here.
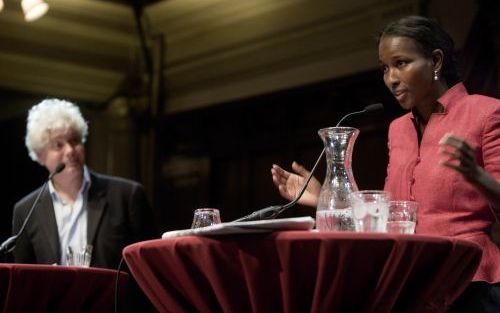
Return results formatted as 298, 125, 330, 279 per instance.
0, 183, 48, 255
0, 163, 65, 257
233, 103, 383, 222
233, 149, 325, 222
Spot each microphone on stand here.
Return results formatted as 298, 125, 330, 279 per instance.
335, 103, 384, 127
0, 163, 65, 255
233, 103, 384, 222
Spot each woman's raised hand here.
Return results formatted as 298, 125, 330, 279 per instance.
439, 133, 481, 182
271, 161, 321, 207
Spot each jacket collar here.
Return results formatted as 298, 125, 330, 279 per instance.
86, 171, 106, 246
37, 188, 60, 262
437, 82, 468, 110
408, 82, 467, 121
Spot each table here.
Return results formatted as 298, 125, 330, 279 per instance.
123, 231, 482, 313
0, 263, 128, 313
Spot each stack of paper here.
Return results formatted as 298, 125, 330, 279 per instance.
161, 216, 315, 238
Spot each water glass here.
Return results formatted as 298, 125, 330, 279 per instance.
65, 244, 93, 267
191, 208, 221, 229
387, 201, 418, 234
349, 190, 391, 232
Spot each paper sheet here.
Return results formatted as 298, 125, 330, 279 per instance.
161, 216, 315, 238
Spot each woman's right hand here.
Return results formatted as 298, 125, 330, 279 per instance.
271, 161, 321, 208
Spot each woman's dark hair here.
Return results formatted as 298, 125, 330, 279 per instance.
378, 15, 460, 86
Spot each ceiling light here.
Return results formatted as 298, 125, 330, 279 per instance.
22, 0, 49, 22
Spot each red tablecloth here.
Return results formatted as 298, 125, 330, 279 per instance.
123, 231, 482, 313
0, 263, 128, 313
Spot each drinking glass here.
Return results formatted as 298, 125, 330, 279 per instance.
191, 208, 221, 229
387, 201, 418, 234
349, 190, 391, 232
65, 244, 93, 267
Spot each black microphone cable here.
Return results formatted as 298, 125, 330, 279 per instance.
233, 103, 384, 222
233, 148, 325, 222
334, 103, 383, 128
280, 103, 384, 213
283, 103, 384, 214
0, 183, 48, 255
114, 256, 125, 313
0, 163, 65, 255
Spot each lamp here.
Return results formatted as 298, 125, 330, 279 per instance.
21, 0, 49, 22
0, 0, 4, 13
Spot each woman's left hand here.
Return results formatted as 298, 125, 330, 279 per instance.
439, 133, 500, 221
438, 132, 480, 182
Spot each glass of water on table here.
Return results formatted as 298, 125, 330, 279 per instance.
191, 208, 221, 229
349, 190, 391, 232
386, 201, 417, 234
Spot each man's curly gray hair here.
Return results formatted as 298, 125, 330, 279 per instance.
25, 98, 88, 162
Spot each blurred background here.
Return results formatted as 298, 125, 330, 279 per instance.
0, 0, 498, 237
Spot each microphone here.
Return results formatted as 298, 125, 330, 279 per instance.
0, 163, 65, 255
233, 103, 384, 222
335, 103, 384, 127
48, 163, 65, 180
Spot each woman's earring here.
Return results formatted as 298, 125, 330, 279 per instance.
434, 70, 439, 81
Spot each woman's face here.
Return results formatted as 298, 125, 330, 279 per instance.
378, 36, 437, 111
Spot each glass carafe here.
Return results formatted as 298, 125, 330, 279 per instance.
316, 127, 359, 231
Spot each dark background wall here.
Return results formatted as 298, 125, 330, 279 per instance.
155, 70, 403, 230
